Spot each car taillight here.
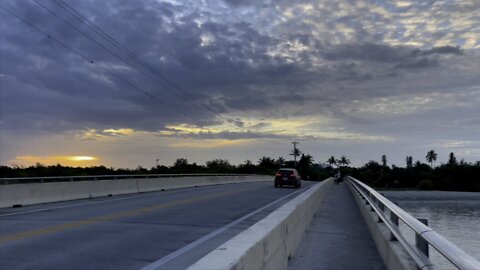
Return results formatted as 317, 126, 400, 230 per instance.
290, 173, 295, 177
275, 173, 281, 177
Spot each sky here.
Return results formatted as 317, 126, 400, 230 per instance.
1, 0, 479, 169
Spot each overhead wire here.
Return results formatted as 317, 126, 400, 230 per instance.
264, 137, 370, 165
2, 2, 353, 162
48, 0, 239, 129
0, 5, 188, 119
30, 0, 189, 115
53, 0, 202, 102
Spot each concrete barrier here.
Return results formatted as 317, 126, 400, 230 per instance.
0, 175, 271, 208
346, 182, 417, 270
188, 178, 334, 270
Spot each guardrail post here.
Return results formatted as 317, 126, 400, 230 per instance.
390, 212, 399, 240
379, 202, 385, 212
377, 202, 385, 223
416, 219, 429, 257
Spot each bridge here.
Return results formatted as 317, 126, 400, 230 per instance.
0, 175, 478, 270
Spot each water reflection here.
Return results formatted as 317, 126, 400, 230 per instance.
392, 199, 480, 269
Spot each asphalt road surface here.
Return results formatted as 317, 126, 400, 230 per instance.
0, 180, 315, 270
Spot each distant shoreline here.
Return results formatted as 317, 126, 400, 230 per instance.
380, 190, 480, 201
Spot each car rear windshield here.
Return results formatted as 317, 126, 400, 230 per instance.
278, 170, 294, 174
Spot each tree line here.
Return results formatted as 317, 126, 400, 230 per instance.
1, 149, 478, 191
346, 150, 480, 192
0, 155, 316, 178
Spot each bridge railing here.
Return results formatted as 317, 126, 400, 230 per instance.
0, 174, 256, 185
347, 176, 480, 270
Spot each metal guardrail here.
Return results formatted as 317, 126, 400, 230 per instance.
0, 174, 256, 185
347, 176, 480, 270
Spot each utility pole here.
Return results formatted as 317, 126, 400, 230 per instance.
291, 141, 300, 167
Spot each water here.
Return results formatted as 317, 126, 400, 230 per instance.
382, 191, 480, 270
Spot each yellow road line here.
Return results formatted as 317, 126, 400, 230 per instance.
0, 186, 255, 244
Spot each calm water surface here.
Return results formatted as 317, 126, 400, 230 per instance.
383, 191, 480, 270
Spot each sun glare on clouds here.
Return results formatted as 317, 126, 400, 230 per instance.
169, 139, 254, 148
103, 128, 135, 135
68, 156, 97, 161
9, 156, 99, 167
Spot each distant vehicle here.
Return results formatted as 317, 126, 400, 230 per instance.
274, 168, 301, 188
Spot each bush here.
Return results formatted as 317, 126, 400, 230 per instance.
417, 179, 434, 190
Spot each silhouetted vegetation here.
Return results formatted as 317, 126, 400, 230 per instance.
1, 151, 479, 191
350, 152, 480, 192
0, 154, 332, 181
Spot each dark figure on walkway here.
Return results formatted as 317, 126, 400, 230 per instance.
334, 171, 341, 184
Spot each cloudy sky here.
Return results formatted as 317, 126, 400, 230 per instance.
1, 0, 479, 168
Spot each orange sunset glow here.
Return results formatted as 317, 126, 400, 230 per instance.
9, 156, 100, 167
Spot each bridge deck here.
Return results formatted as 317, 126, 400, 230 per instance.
288, 182, 386, 270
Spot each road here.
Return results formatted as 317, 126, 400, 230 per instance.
0, 181, 315, 270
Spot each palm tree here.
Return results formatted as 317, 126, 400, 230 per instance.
327, 156, 337, 167
258, 156, 276, 169
337, 155, 351, 167
276, 157, 286, 167
290, 147, 301, 167
448, 152, 457, 166
426, 150, 438, 167
299, 154, 314, 167
405, 156, 413, 168
381, 155, 387, 167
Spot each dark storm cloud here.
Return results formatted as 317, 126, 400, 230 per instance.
222, 0, 260, 7
1, 0, 247, 132
414, 45, 464, 56
321, 43, 462, 69
159, 130, 292, 140
0, 0, 476, 141
395, 58, 438, 69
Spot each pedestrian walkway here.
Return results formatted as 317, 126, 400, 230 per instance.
288, 182, 386, 270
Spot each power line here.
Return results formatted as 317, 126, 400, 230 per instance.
267, 137, 370, 165
0, 5, 187, 119
53, 0, 200, 102
30, 1, 180, 105
52, 0, 196, 101
48, 0, 238, 128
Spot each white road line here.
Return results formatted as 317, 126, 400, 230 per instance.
140, 185, 311, 270
0, 183, 249, 217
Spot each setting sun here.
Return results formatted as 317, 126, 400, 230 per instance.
68, 156, 97, 161
9, 155, 100, 167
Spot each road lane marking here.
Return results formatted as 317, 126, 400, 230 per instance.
0, 183, 252, 217
0, 186, 257, 244
140, 185, 311, 270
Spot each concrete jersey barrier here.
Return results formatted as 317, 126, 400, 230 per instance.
0, 175, 271, 208
188, 178, 334, 270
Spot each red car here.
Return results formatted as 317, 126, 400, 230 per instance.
274, 168, 301, 188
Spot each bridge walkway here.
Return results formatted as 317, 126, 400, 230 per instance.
288, 182, 386, 270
